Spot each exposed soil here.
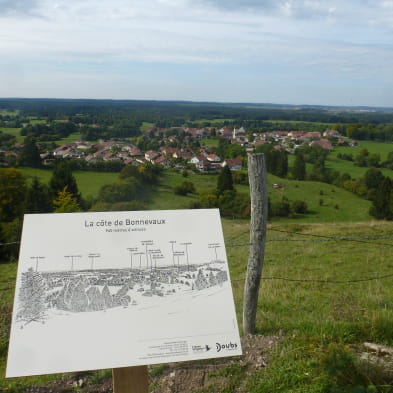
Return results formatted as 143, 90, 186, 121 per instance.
20, 334, 282, 393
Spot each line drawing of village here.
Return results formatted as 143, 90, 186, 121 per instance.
16, 239, 229, 327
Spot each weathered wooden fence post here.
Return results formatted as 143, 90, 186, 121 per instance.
243, 153, 268, 335
112, 366, 148, 393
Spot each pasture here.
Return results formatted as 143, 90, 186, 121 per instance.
19, 168, 119, 199
1, 220, 393, 391
329, 141, 393, 179
0, 128, 23, 143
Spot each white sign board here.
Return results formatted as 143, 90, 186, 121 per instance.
7, 209, 242, 378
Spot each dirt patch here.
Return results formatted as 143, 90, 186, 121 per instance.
19, 335, 281, 393
150, 334, 281, 393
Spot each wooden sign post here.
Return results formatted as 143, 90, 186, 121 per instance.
112, 366, 148, 393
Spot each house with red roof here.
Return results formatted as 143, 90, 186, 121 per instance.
145, 150, 161, 163
222, 158, 243, 170
310, 139, 333, 150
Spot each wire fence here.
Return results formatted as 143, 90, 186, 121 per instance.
232, 272, 393, 285
225, 228, 393, 285
2, 227, 393, 286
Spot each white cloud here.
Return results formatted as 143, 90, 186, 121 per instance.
0, 0, 392, 105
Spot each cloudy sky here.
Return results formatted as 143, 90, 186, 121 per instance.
0, 0, 392, 107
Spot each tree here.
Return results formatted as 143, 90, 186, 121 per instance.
49, 160, 80, 202
369, 177, 393, 220
291, 200, 308, 214
119, 164, 140, 180
363, 168, 384, 191
97, 178, 140, 204
198, 189, 218, 208
292, 154, 306, 180
53, 186, 82, 213
225, 143, 246, 159
174, 181, 195, 196
274, 150, 288, 177
217, 165, 234, 195
0, 168, 27, 222
256, 145, 287, 177
366, 153, 381, 168
18, 136, 42, 168
0, 218, 22, 263
25, 177, 52, 214
354, 148, 369, 167
111, 120, 141, 138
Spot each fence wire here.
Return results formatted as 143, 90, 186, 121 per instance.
2, 228, 393, 286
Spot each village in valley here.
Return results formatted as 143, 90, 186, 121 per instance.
0, 121, 354, 172
42, 126, 352, 171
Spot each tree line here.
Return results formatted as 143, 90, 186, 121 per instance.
2, 98, 393, 130
0, 160, 161, 263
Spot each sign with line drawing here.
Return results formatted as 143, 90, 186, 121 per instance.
7, 209, 242, 378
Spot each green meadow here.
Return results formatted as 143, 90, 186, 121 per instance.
0, 110, 19, 116
2, 219, 393, 391
264, 119, 333, 129
328, 141, 393, 179
199, 137, 220, 148
18, 166, 372, 223
334, 141, 393, 161
19, 168, 119, 199
2, 137, 393, 391
0, 128, 23, 143
141, 122, 155, 131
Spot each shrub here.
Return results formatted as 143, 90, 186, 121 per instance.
271, 199, 291, 217
291, 200, 308, 214
174, 181, 195, 196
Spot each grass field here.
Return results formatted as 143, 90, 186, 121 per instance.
18, 166, 372, 222
53, 131, 83, 144
19, 168, 119, 199
0, 128, 23, 143
199, 137, 220, 148
1, 220, 393, 391
264, 119, 333, 129
0, 110, 19, 116
140, 122, 154, 131
0, 128, 82, 145
0, 156, 391, 392
147, 170, 372, 223
226, 220, 393, 392
334, 141, 393, 161
327, 141, 393, 179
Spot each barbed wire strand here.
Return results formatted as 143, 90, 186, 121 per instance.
268, 228, 393, 247
232, 271, 393, 284
2, 233, 393, 249
2, 229, 393, 287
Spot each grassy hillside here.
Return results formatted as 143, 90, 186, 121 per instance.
0, 128, 23, 143
19, 168, 119, 199
335, 141, 393, 161
148, 170, 372, 223
1, 220, 393, 391
328, 141, 393, 179
227, 221, 393, 392
19, 167, 372, 222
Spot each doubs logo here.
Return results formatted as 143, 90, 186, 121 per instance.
216, 342, 238, 353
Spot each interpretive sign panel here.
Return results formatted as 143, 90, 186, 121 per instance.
7, 209, 242, 378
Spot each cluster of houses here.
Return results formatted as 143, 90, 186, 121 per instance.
1, 124, 350, 171
40, 128, 247, 171
252, 129, 354, 151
